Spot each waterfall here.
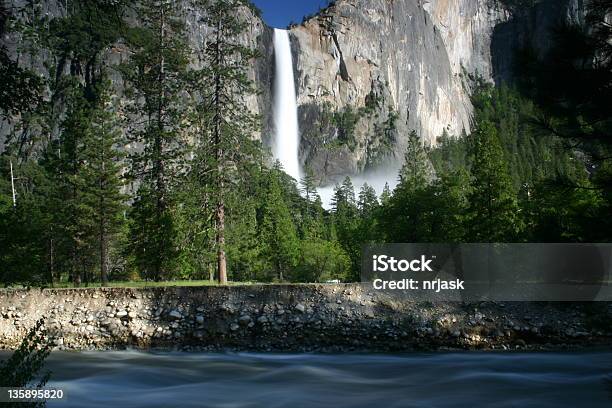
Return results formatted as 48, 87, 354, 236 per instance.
272, 29, 301, 182
271, 29, 398, 209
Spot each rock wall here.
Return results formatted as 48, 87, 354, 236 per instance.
291, 0, 478, 181
0, 0, 274, 148
423, 0, 510, 81
0, 286, 611, 352
490, 0, 585, 84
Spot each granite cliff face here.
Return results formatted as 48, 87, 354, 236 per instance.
0, 0, 274, 147
290, 0, 499, 181
490, 0, 585, 84
291, 0, 475, 180
1, 0, 587, 184
287, 0, 586, 183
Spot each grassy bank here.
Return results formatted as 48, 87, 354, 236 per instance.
1, 280, 261, 289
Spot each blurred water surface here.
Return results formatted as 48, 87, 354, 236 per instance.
39, 350, 612, 407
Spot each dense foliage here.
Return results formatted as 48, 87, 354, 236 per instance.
0, 0, 610, 286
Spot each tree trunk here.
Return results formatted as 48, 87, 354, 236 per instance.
100, 223, 108, 286
153, 5, 167, 282
208, 263, 214, 282
73, 248, 81, 287
213, 20, 227, 285
49, 238, 54, 287
217, 201, 227, 284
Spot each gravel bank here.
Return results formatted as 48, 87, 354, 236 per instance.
1, 285, 611, 351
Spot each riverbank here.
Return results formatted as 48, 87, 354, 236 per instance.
1, 285, 611, 351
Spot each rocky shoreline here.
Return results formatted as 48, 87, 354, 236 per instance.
1, 285, 611, 352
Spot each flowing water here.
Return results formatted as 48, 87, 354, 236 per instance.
39, 351, 612, 407
272, 29, 301, 182
270, 28, 400, 208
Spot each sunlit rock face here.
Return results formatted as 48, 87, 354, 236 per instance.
423, 0, 510, 82
289, 0, 503, 183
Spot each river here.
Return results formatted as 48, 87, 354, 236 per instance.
41, 351, 611, 407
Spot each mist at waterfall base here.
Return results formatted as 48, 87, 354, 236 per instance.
39, 351, 612, 407
271, 29, 400, 208
316, 162, 402, 209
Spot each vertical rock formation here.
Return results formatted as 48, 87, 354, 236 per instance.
0, 0, 275, 147
489, 0, 586, 84
289, 0, 502, 182
423, 0, 510, 82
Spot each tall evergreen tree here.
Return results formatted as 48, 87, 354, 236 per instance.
121, 0, 189, 280
260, 170, 299, 281
399, 130, 429, 187
466, 120, 523, 241
39, 78, 126, 285
357, 183, 378, 216
300, 166, 319, 203
380, 182, 392, 205
381, 131, 431, 242
190, 0, 261, 284
356, 182, 379, 243
50, 83, 95, 285
299, 166, 325, 240
79, 82, 126, 285
331, 176, 360, 279
332, 176, 356, 212
427, 169, 470, 242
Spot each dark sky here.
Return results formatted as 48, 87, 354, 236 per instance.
251, 0, 333, 28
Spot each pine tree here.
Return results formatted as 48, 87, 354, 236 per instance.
380, 182, 392, 205
79, 82, 126, 285
357, 183, 378, 216
302, 194, 327, 240
332, 176, 356, 212
121, 0, 190, 280
466, 120, 523, 242
189, 0, 261, 284
51, 83, 96, 285
330, 176, 360, 280
428, 169, 470, 242
381, 131, 431, 242
298, 166, 324, 239
356, 182, 379, 244
260, 171, 299, 281
399, 130, 429, 188
300, 166, 319, 203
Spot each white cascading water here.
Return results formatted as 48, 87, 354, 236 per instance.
272, 29, 399, 208
272, 29, 301, 182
